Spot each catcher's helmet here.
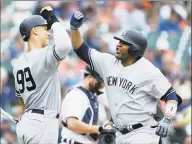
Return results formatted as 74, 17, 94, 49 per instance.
84, 65, 102, 81
19, 15, 48, 41
114, 30, 147, 58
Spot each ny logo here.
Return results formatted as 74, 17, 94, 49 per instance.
121, 31, 126, 36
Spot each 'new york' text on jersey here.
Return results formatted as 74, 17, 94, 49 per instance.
88, 49, 171, 128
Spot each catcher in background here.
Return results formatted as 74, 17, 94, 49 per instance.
13, 6, 71, 144
69, 11, 182, 144
61, 66, 104, 144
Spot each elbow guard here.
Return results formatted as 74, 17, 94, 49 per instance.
161, 87, 182, 106
74, 42, 91, 65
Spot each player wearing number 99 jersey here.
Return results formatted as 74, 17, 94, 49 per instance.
12, 6, 71, 144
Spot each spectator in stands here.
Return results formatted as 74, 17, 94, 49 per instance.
8, 35, 24, 59
154, 37, 169, 70
0, 116, 17, 144
161, 50, 178, 83
0, 67, 16, 112
158, 9, 181, 33
169, 78, 191, 144
2, 129, 17, 144
84, 25, 102, 51
114, 2, 148, 32
144, 49, 155, 63
176, 77, 191, 112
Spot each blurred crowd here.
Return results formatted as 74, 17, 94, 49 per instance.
1, 1, 191, 144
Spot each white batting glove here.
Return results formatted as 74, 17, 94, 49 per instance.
102, 120, 113, 130
155, 115, 172, 137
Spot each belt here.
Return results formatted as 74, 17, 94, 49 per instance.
63, 138, 83, 144
31, 109, 60, 119
118, 123, 143, 134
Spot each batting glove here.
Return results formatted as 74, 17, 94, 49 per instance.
102, 120, 113, 130
40, 6, 59, 29
155, 115, 172, 137
70, 11, 85, 30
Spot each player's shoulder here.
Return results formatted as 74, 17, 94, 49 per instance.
13, 53, 25, 69
12, 46, 51, 69
92, 49, 117, 66
139, 57, 164, 77
29, 44, 54, 55
140, 57, 155, 66
35, 45, 53, 54
26, 45, 54, 60
91, 49, 114, 59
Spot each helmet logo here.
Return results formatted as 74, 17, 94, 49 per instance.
22, 35, 26, 39
121, 31, 126, 36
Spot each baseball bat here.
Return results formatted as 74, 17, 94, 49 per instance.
0, 107, 16, 123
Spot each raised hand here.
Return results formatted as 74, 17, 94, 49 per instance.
40, 6, 59, 29
70, 11, 85, 30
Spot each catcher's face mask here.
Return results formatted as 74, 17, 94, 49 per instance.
89, 75, 104, 95
93, 78, 104, 95
83, 66, 104, 95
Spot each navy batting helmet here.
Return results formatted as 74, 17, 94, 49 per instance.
114, 30, 147, 58
19, 15, 48, 41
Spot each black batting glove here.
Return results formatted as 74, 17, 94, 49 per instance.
41, 9, 59, 29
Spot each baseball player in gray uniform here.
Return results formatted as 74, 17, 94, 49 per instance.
69, 11, 182, 144
13, 6, 71, 144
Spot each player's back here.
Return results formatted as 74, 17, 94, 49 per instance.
13, 46, 61, 113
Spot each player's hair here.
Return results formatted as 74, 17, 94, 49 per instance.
84, 73, 90, 78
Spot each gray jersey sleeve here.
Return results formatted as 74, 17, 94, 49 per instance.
45, 22, 72, 71
45, 45, 60, 70
51, 22, 72, 60
89, 49, 113, 78
147, 75, 171, 99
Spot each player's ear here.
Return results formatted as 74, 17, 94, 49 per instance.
31, 27, 38, 35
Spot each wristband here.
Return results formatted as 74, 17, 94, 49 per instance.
165, 102, 177, 117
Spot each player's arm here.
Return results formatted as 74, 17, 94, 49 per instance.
160, 87, 182, 118
149, 75, 182, 137
70, 11, 92, 66
148, 75, 182, 114
70, 11, 112, 76
70, 22, 83, 50
152, 80, 182, 118
62, 90, 100, 134
67, 117, 99, 134
41, 6, 71, 60
155, 88, 182, 137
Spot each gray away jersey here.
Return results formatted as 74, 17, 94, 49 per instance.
13, 45, 62, 114
89, 49, 171, 128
